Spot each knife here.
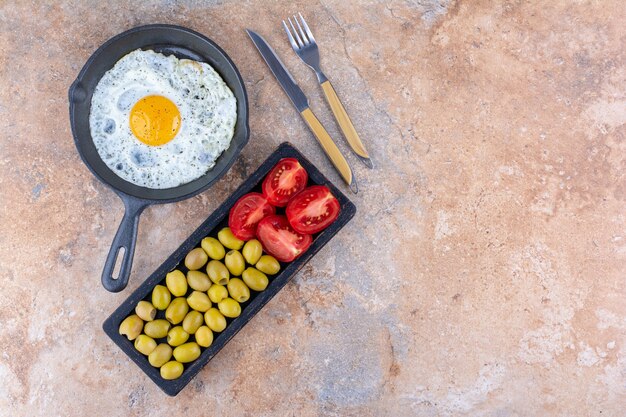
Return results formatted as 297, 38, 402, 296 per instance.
246, 29, 357, 194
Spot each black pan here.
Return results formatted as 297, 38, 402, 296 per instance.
68, 24, 249, 293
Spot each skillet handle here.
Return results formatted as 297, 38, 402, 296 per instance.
101, 196, 148, 292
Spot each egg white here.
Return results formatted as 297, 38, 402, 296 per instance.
89, 49, 237, 189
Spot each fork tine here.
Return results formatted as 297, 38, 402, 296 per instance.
282, 20, 300, 50
298, 12, 316, 43
288, 17, 303, 48
293, 14, 309, 45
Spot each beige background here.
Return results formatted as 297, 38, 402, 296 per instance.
1, 0, 625, 416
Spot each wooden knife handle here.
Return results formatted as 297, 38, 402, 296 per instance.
320, 80, 369, 159
300, 108, 356, 192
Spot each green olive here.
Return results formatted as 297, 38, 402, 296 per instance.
119, 314, 143, 341
225, 250, 245, 276
166, 270, 188, 297
242, 267, 269, 291
187, 270, 211, 292
201, 237, 225, 260
227, 278, 250, 303
187, 291, 212, 312
185, 247, 208, 270
242, 239, 263, 265
152, 285, 171, 310
160, 361, 184, 380
165, 297, 189, 325
173, 342, 201, 363
255, 255, 280, 275
148, 343, 172, 368
167, 326, 189, 347
134, 300, 156, 322
217, 227, 244, 250
218, 298, 241, 318
208, 284, 229, 303
182, 310, 204, 334
204, 308, 227, 332
206, 260, 230, 285
195, 326, 213, 348
143, 319, 171, 339
134, 334, 157, 355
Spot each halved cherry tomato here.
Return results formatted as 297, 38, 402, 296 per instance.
286, 186, 340, 234
256, 215, 312, 262
229, 193, 275, 241
262, 158, 308, 207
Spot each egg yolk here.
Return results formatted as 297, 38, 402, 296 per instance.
129, 95, 181, 146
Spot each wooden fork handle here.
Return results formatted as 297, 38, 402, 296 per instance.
300, 108, 357, 193
320, 80, 370, 160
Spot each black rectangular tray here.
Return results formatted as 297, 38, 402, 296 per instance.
103, 142, 357, 396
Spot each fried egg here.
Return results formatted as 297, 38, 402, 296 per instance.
89, 49, 237, 189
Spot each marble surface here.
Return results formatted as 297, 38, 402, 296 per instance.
1, 0, 625, 415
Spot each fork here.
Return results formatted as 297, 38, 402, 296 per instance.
283, 13, 373, 169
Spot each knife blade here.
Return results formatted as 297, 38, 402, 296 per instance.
246, 29, 357, 194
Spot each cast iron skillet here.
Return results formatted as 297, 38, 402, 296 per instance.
68, 24, 249, 293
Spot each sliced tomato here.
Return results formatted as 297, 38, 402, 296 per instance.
286, 185, 340, 234
229, 193, 276, 241
262, 158, 308, 207
256, 215, 312, 262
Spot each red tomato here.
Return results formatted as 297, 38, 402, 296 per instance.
256, 215, 312, 262
286, 186, 340, 234
229, 193, 275, 241
262, 158, 308, 207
